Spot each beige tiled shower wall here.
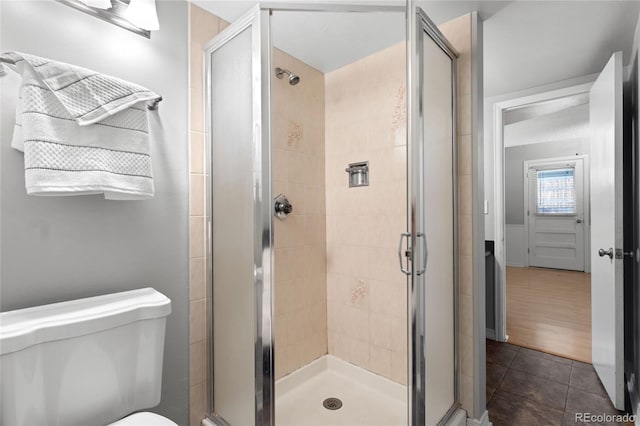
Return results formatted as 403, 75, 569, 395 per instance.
439, 14, 477, 415
188, 5, 228, 426
272, 49, 328, 379
324, 42, 408, 385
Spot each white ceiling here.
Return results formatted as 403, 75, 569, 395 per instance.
484, 1, 639, 96
191, 0, 640, 97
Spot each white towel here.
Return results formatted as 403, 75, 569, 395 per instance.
2, 51, 160, 200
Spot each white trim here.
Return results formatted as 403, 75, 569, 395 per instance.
466, 410, 492, 426
492, 82, 594, 342
522, 155, 590, 272
485, 328, 495, 340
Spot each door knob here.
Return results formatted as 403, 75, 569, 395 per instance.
576, 219, 583, 223
598, 248, 614, 259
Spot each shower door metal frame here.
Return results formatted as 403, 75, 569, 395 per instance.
204, 3, 460, 426
407, 2, 460, 425
203, 5, 274, 425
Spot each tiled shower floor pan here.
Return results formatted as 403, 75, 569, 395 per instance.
275, 355, 407, 426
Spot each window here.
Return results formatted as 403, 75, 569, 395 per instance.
536, 167, 576, 215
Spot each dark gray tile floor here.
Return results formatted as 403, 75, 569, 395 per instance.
486, 340, 630, 426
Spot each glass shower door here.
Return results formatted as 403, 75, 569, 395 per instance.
407, 3, 458, 425
204, 3, 459, 425
205, 5, 273, 425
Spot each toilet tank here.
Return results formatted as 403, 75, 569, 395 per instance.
0, 288, 172, 426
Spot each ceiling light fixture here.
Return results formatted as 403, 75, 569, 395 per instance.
123, 0, 159, 31
79, 0, 112, 9
56, 0, 159, 38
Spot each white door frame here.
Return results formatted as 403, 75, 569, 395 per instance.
492, 82, 593, 342
522, 155, 590, 272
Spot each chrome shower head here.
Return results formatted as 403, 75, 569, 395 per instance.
275, 67, 300, 86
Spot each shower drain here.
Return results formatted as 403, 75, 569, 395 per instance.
323, 397, 343, 410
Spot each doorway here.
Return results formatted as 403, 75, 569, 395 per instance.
203, 3, 460, 426
490, 51, 627, 413
493, 86, 593, 362
514, 154, 592, 361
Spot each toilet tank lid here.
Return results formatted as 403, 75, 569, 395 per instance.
109, 412, 178, 426
0, 288, 171, 355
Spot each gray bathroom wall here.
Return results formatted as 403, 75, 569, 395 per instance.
504, 138, 589, 224
0, 1, 189, 424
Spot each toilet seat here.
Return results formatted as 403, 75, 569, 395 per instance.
109, 412, 178, 426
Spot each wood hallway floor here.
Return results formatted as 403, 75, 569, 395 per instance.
506, 266, 591, 363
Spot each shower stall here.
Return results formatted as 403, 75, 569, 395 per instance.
204, 2, 459, 425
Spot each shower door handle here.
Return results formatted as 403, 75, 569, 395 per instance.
416, 233, 428, 276
398, 232, 412, 275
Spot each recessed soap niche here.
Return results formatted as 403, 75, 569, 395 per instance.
345, 161, 369, 188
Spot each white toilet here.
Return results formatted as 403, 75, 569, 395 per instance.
0, 288, 178, 426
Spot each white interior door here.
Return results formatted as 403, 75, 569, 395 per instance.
590, 51, 624, 410
527, 159, 585, 271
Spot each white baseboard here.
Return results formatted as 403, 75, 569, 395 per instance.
467, 410, 492, 426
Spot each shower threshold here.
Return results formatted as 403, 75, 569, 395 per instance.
275, 355, 407, 426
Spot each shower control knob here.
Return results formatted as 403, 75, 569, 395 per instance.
274, 194, 293, 220
277, 200, 292, 214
